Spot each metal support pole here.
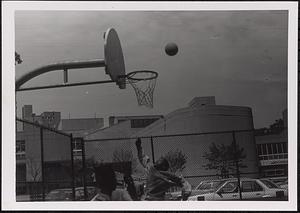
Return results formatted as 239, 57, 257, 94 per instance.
70, 134, 76, 201
150, 136, 155, 164
16, 59, 105, 90
63, 68, 68, 83
40, 127, 45, 201
232, 131, 242, 200
80, 138, 88, 200
16, 80, 114, 92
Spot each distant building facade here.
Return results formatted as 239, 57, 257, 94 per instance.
255, 109, 288, 179
84, 97, 260, 186
132, 96, 259, 186
16, 101, 288, 192
16, 105, 104, 194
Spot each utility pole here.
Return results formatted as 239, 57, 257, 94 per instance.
232, 131, 242, 200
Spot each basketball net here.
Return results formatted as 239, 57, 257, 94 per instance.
126, 71, 158, 108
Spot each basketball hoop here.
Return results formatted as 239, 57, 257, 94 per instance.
120, 70, 158, 108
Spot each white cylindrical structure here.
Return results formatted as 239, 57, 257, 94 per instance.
134, 97, 259, 186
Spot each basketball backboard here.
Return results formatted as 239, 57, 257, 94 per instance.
104, 28, 126, 89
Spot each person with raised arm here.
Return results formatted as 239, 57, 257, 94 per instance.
135, 138, 191, 201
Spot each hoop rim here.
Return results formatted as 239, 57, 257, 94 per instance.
121, 70, 158, 81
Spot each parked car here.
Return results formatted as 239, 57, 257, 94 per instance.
187, 178, 288, 201
193, 179, 225, 194
45, 186, 97, 201
269, 177, 288, 186
167, 179, 224, 200
259, 178, 282, 188
278, 179, 288, 189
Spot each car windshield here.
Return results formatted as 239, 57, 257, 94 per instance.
260, 179, 280, 189
196, 180, 225, 191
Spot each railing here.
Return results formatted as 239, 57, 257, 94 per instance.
258, 153, 288, 161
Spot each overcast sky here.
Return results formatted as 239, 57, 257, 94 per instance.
15, 10, 288, 128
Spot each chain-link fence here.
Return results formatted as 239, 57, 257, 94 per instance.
82, 129, 288, 201
16, 118, 75, 201
16, 121, 288, 201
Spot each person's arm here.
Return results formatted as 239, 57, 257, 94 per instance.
135, 138, 144, 166
158, 171, 184, 187
135, 138, 150, 169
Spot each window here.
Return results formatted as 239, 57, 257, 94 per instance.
258, 144, 268, 160
258, 142, 288, 161
267, 144, 273, 155
197, 182, 221, 190
72, 138, 83, 159
272, 143, 278, 154
256, 145, 262, 155
277, 143, 283, 153
131, 118, 159, 128
264, 169, 285, 177
197, 180, 226, 190
262, 144, 267, 155
118, 119, 126, 124
241, 181, 263, 192
72, 139, 83, 150
220, 181, 238, 193
260, 179, 279, 189
252, 181, 263, 191
16, 140, 25, 159
282, 143, 287, 153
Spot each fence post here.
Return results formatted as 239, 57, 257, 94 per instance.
70, 134, 76, 201
150, 136, 155, 164
232, 131, 242, 200
40, 127, 45, 201
81, 138, 88, 200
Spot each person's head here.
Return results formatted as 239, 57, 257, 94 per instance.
94, 164, 117, 196
154, 157, 169, 171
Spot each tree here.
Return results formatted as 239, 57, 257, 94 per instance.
269, 119, 284, 134
15, 51, 23, 65
203, 142, 247, 178
112, 148, 134, 163
112, 148, 138, 174
255, 118, 285, 136
162, 149, 187, 174
26, 157, 41, 182
60, 157, 98, 185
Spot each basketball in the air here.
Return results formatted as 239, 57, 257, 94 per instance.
165, 42, 178, 56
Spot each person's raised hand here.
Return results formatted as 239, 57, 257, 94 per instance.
135, 138, 141, 148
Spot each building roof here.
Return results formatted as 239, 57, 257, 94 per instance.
255, 133, 287, 144
109, 115, 163, 120
84, 120, 141, 140
132, 102, 252, 137
61, 118, 104, 131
